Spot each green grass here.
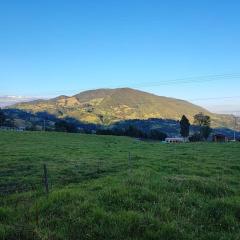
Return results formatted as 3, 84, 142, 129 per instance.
0, 131, 240, 240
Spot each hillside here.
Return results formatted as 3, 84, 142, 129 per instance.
0, 131, 240, 239
11, 88, 237, 129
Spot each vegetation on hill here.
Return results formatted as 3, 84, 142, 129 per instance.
0, 108, 6, 125
11, 88, 238, 129
0, 131, 240, 239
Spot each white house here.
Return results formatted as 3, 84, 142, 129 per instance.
165, 137, 185, 143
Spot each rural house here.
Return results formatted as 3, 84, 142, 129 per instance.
165, 137, 185, 143
212, 134, 228, 143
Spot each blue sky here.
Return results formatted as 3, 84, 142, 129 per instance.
0, 0, 240, 113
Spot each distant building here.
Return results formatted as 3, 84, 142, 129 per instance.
212, 134, 228, 143
17, 126, 26, 131
77, 127, 85, 133
91, 130, 96, 134
165, 137, 185, 143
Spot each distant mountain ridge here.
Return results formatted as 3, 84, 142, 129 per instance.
0, 96, 40, 108
10, 88, 237, 129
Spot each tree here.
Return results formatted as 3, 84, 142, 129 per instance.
180, 115, 190, 139
96, 129, 114, 135
189, 133, 202, 142
194, 112, 211, 127
194, 112, 212, 140
55, 120, 77, 133
3, 118, 15, 127
149, 129, 167, 141
26, 123, 38, 131
0, 108, 6, 126
124, 125, 145, 138
201, 126, 212, 141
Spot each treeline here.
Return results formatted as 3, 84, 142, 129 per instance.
1, 107, 238, 141
54, 120, 168, 140
97, 113, 213, 142
0, 108, 16, 127
54, 119, 168, 140
96, 125, 167, 141
54, 120, 78, 133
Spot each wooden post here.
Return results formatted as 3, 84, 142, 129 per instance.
35, 202, 39, 226
43, 164, 49, 194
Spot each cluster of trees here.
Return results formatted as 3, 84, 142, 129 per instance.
0, 108, 5, 126
0, 108, 15, 127
1, 107, 213, 142
180, 112, 212, 141
54, 120, 78, 133
97, 125, 167, 141
53, 120, 168, 141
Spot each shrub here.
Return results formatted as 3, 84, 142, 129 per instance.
149, 129, 167, 141
189, 133, 202, 142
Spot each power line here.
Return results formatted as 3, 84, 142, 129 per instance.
3, 73, 240, 118
189, 96, 240, 101
133, 73, 240, 88
13, 72, 240, 97
213, 110, 240, 113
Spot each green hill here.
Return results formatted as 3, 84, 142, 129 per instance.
12, 88, 237, 129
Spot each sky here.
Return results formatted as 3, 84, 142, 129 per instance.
0, 0, 240, 114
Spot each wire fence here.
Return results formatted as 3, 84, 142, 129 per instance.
0, 142, 236, 197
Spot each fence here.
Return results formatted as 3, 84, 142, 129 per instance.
0, 126, 25, 131
0, 164, 50, 196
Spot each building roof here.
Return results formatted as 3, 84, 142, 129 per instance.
166, 137, 184, 140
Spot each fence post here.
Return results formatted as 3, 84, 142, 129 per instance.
35, 202, 39, 226
43, 164, 49, 194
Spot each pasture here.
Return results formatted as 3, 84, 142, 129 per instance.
0, 131, 240, 239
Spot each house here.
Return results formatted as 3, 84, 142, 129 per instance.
17, 126, 26, 131
165, 137, 185, 143
212, 134, 228, 143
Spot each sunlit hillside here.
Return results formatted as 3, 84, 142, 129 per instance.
12, 88, 237, 129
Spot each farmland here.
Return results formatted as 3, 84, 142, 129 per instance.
0, 131, 240, 239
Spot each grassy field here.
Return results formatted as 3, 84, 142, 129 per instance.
0, 131, 240, 240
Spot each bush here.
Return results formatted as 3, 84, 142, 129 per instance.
124, 125, 146, 138
149, 129, 167, 141
0, 108, 6, 126
55, 120, 78, 133
96, 129, 114, 135
189, 133, 202, 142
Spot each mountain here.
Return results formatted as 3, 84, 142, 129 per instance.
0, 96, 40, 108
9, 88, 237, 129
